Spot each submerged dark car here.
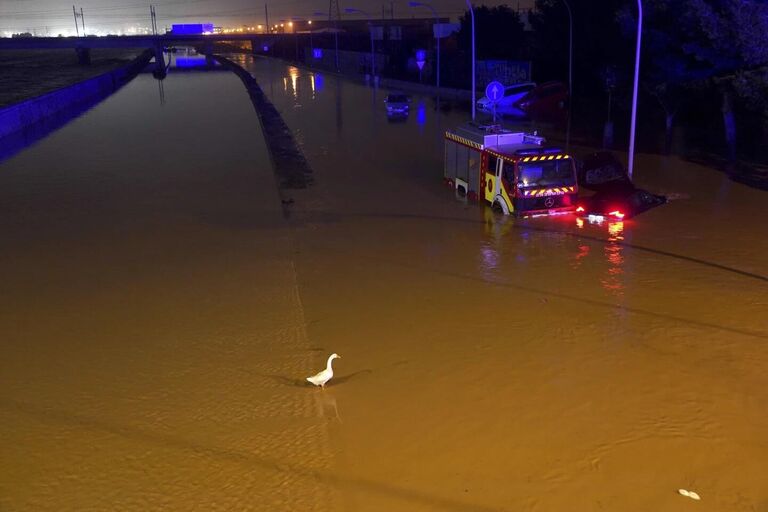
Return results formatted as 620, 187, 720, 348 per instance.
384, 93, 410, 115
575, 152, 667, 219
575, 181, 667, 220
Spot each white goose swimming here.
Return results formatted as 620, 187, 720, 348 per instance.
306, 353, 341, 388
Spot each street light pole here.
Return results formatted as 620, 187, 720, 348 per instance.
408, 1, 440, 90
345, 7, 375, 79
466, 0, 475, 120
628, 0, 642, 180
563, 0, 572, 97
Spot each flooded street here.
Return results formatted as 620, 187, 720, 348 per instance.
1, 54, 767, 511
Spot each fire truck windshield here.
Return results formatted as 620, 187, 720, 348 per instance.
518, 159, 575, 187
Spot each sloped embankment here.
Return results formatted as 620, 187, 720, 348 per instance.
212, 55, 313, 191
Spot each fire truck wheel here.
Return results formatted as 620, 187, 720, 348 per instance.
493, 197, 510, 215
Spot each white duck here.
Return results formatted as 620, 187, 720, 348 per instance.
306, 353, 341, 388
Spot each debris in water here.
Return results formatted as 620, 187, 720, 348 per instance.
678, 489, 701, 500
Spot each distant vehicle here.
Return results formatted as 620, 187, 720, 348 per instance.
444, 123, 577, 216
515, 81, 568, 117
476, 82, 536, 111
384, 93, 410, 115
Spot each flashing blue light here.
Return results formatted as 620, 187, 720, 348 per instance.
415, 49, 426, 61
314, 73, 324, 91
263, 45, 269, 52
312, 48, 323, 59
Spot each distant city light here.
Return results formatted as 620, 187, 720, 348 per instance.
308, 20, 313, 25
288, 22, 293, 27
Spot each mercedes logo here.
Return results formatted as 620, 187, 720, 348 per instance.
544, 197, 555, 208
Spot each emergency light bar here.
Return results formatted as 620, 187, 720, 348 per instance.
515, 147, 563, 156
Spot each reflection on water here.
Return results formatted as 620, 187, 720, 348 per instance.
288, 66, 299, 100
479, 243, 500, 280
416, 101, 427, 128
310, 74, 316, 99
313, 391, 342, 423
571, 243, 590, 269
572, 216, 626, 296
601, 221, 625, 297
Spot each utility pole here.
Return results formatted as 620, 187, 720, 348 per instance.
628, 0, 643, 180
265, 4, 270, 33
72, 5, 80, 37
329, 0, 340, 71
80, 7, 86, 36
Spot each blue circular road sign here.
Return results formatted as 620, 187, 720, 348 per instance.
485, 81, 504, 104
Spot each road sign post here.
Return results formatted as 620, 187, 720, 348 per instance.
485, 81, 503, 124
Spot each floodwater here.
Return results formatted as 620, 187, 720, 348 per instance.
1, 54, 767, 511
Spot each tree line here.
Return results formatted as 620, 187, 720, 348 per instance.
457, 0, 768, 163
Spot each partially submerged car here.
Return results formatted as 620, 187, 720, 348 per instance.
516, 81, 568, 118
575, 151, 667, 219
575, 181, 667, 220
384, 93, 411, 115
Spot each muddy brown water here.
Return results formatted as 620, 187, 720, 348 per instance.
0, 54, 767, 511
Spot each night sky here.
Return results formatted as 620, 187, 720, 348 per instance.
1, 0, 535, 36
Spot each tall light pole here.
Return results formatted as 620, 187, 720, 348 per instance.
562, 0, 572, 97
312, 11, 327, 55
466, 0, 475, 120
345, 7, 375, 79
408, 1, 440, 90
628, 0, 642, 180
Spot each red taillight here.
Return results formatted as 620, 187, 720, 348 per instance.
576, 206, 585, 212
609, 210, 625, 219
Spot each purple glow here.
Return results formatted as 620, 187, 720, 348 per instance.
313, 48, 323, 59
171, 23, 213, 35
175, 57, 207, 68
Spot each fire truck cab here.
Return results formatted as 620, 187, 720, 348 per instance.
444, 123, 577, 216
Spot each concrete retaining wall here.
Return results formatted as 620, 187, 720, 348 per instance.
0, 49, 153, 140
212, 54, 312, 192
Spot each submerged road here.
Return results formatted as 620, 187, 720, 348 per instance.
0, 53, 767, 511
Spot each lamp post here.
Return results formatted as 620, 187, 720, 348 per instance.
628, 0, 642, 180
466, 0, 475, 120
314, 10, 339, 71
408, 1, 440, 90
345, 7, 375, 79
310, 11, 328, 61
562, 0, 572, 97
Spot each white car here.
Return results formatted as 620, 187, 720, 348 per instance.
476, 82, 536, 111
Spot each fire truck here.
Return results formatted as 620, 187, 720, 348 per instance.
444, 123, 578, 216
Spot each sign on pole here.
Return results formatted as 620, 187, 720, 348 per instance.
485, 81, 504, 123
485, 81, 504, 103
